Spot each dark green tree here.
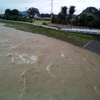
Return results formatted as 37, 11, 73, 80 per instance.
11, 9, 19, 15
27, 7, 40, 18
51, 15, 58, 23
69, 6, 75, 16
58, 12, 67, 24
61, 6, 67, 16
5, 9, 11, 15
94, 10, 100, 21
86, 14, 95, 28
85, 6, 98, 13
57, 6, 67, 24
78, 13, 87, 26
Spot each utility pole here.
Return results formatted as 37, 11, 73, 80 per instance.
51, 0, 53, 19
0, 9, 2, 19
25, 7, 27, 22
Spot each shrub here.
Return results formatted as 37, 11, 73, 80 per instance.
42, 22, 48, 25
29, 19, 33, 23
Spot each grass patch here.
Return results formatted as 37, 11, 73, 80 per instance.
1, 20, 95, 47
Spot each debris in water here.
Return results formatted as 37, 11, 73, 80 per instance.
46, 63, 56, 78
94, 86, 100, 94
7, 53, 15, 64
61, 51, 66, 58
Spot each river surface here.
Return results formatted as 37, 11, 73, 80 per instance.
0, 23, 100, 100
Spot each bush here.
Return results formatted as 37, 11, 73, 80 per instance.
51, 15, 58, 23
29, 19, 33, 23
0, 16, 1, 18
42, 22, 48, 25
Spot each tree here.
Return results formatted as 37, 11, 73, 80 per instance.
67, 6, 75, 24
27, 7, 40, 18
40, 13, 51, 18
85, 7, 98, 13
51, 5, 76, 25
94, 10, 100, 21
5, 9, 19, 15
69, 6, 75, 16
51, 15, 58, 23
57, 6, 67, 24
58, 12, 66, 24
78, 13, 87, 26
11, 9, 19, 15
61, 6, 67, 16
5, 9, 11, 15
86, 14, 95, 28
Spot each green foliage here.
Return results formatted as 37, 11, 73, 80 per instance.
93, 10, 100, 21
71, 19, 78, 26
51, 15, 58, 23
11, 9, 19, 15
61, 6, 67, 16
5, 9, 19, 15
78, 13, 87, 26
57, 6, 68, 24
69, 6, 75, 15
5, 9, 11, 15
42, 22, 48, 25
51, 6, 75, 25
58, 13, 67, 24
27, 7, 40, 19
85, 7, 98, 13
29, 19, 33, 23
86, 14, 94, 22
77, 14, 95, 28
86, 14, 95, 28
4, 9, 30, 22
71, 6, 100, 29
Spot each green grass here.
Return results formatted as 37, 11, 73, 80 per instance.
1, 20, 95, 47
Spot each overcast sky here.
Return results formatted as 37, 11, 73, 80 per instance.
0, 0, 100, 14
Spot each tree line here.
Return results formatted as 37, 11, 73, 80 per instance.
51, 6, 75, 24
72, 7, 100, 28
51, 6, 100, 29
1, 6, 100, 29
0, 8, 33, 22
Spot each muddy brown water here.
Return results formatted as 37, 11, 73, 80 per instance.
0, 23, 100, 100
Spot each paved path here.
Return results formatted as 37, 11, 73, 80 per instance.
84, 40, 100, 55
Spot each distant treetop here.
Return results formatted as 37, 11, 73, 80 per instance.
5, 9, 19, 15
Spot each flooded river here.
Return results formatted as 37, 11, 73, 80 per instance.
0, 23, 100, 100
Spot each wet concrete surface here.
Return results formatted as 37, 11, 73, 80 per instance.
84, 40, 100, 56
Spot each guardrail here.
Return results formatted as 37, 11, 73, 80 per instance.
61, 28, 100, 35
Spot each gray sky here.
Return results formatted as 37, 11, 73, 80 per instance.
0, 0, 100, 14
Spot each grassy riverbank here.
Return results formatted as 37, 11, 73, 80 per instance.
0, 20, 95, 47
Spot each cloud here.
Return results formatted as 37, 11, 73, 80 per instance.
72, 0, 86, 2
0, 0, 100, 14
